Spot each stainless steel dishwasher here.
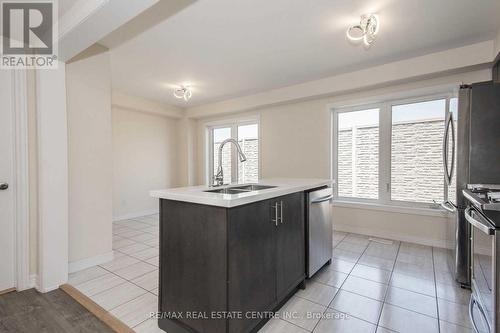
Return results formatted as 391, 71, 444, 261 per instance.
306, 187, 333, 278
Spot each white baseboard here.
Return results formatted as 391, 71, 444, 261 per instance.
37, 284, 60, 293
113, 209, 159, 222
68, 251, 114, 274
29, 275, 60, 293
335, 223, 452, 249
29, 274, 38, 289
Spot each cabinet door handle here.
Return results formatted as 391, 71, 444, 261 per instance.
280, 200, 283, 224
272, 202, 278, 226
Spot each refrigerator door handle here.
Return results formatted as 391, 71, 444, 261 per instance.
443, 111, 455, 186
440, 200, 456, 213
443, 112, 450, 185
449, 112, 456, 185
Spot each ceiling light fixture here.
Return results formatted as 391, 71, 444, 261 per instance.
346, 14, 379, 47
173, 85, 192, 101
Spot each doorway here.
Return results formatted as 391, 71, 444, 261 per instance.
0, 71, 15, 292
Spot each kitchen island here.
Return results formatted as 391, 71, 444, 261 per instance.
151, 178, 332, 333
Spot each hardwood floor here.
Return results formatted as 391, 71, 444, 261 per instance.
0, 288, 115, 333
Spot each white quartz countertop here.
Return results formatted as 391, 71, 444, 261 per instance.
150, 178, 333, 208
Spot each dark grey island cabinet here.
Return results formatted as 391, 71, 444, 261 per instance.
158, 192, 305, 333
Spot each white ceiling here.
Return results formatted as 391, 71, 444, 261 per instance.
101, 0, 500, 107
58, 0, 80, 18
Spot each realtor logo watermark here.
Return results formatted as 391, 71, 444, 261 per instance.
1, 0, 58, 69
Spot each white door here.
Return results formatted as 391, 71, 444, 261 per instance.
0, 71, 15, 292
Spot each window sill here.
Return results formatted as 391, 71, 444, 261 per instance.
331, 200, 451, 218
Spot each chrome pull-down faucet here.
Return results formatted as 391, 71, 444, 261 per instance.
213, 138, 247, 186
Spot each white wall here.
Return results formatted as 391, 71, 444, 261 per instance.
333, 206, 453, 248
112, 105, 179, 220
495, 28, 500, 59
66, 50, 113, 271
27, 70, 38, 276
193, 68, 492, 248
187, 41, 494, 118
36, 62, 69, 291
195, 100, 330, 183
177, 117, 197, 186
112, 91, 184, 118
195, 69, 490, 182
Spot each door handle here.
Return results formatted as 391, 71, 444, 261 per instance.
311, 195, 333, 203
469, 295, 491, 333
465, 207, 495, 235
272, 202, 278, 226
449, 112, 456, 184
442, 112, 455, 186
0, 183, 8, 190
442, 113, 450, 185
279, 200, 283, 224
469, 297, 479, 333
435, 200, 456, 213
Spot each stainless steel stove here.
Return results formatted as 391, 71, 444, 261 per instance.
464, 184, 500, 333
465, 184, 500, 211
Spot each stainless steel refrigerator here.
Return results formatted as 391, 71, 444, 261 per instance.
442, 81, 500, 287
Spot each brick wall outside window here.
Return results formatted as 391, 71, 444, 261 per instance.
338, 119, 454, 203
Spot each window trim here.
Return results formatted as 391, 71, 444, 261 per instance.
332, 200, 450, 218
331, 90, 457, 210
205, 116, 260, 185
332, 103, 382, 204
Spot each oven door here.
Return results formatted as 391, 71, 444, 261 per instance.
466, 206, 495, 332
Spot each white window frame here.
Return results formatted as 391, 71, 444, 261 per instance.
331, 91, 457, 211
332, 103, 382, 205
205, 116, 260, 185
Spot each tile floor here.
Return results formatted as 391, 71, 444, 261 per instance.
69, 215, 160, 332
68, 215, 476, 333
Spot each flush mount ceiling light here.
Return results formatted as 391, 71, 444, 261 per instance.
173, 85, 192, 101
346, 14, 379, 47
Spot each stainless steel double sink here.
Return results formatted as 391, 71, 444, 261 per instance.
204, 184, 277, 194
